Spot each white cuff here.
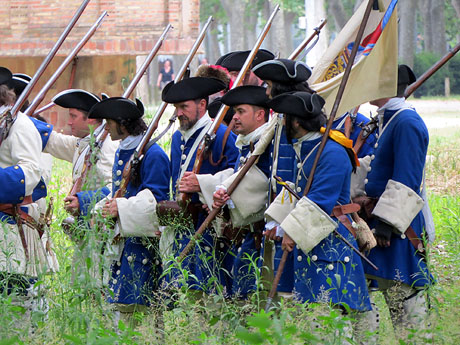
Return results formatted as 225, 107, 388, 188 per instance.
264, 182, 297, 225
116, 189, 159, 237
372, 179, 424, 234
280, 196, 337, 255
350, 155, 371, 198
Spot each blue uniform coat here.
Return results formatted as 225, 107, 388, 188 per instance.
363, 107, 432, 288
107, 141, 170, 306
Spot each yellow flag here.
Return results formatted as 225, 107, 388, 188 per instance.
309, 0, 398, 118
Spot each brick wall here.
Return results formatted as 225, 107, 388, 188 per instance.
0, 0, 201, 131
0, 0, 200, 56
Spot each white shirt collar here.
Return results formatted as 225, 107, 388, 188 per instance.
179, 112, 212, 142
235, 122, 269, 149
293, 131, 322, 158
119, 134, 143, 151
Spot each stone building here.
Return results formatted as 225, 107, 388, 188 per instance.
0, 0, 201, 131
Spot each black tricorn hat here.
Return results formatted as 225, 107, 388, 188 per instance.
267, 91, 325, 118
161, 77, 227, 103
397, 64, 417, 97
52, 89, 101, 112
216, 49, 275, 72
207, 97, 235, 124
221, 85, 269, 108
252, 59, 312, 84
0, 67, 13, 86
7, 74, 31, 97
88, 97, 144, 121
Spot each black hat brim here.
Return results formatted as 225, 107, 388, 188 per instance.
268, 92, 325, 118
208, 97, 235, 123
88, 97, 144, 121
252, 59, 312, 84
52, 89, 101, 113
161, 77, 227, 104
218, 49, 275, 72
221, 85, 269, 108
0, 67, 13, 86
6, 76, 28, 97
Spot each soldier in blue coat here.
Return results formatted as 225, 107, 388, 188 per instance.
210, 85, 271, 298
265, 91, 371, 314
252, 59, 315, 296
161, 77, 239, 293
355, 65, 433, 340
88, 97, 170, 325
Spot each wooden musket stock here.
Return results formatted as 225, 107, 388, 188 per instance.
266, 0, 378, 310
178, 18, 329, 260
114, 17, 214, 199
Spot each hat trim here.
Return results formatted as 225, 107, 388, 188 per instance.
252, 59, 311, 80
52, 88, 101, 104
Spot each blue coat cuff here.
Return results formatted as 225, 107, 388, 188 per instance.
76, 186, 110, 216
32, 178, 47, 201
0, 165, 26, 203
30, 117, 54, 150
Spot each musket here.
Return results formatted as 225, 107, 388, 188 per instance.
178, 16, 328, 260
11, 0, 91, 117
354, 41, 460, 154
289, 19, 327, 60
114, 16, 214, 199
32, 102, 55, 117
405, 41, 460, 98
269, 20, 328, 197
180, 5, 280, 205
266, 0, 379, 311
67, 24, 173, 198
24, 12, 107, 116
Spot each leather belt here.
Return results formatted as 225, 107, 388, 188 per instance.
331, 203, 361, 239
352, 195, 426, 256
0, 203, 42, 260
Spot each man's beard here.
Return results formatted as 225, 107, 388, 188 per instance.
179, 108, 200, 131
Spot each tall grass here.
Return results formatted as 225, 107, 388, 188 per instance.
1, 125, 459, 344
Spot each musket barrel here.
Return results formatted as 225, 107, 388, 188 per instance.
123, 24, 173, 99
405, 41, 460, 98
206, 5, 280, 137
11, 0, 91, 116
288, 18, 326, 60
24, 11, 108, 116
134, 16, 214, 156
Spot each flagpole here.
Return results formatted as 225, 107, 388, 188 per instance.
266, 0, 380, 311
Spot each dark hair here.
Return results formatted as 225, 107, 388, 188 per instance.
194, 97, 209, 108
270, 81, 315, 98
77, 108, 102, 123
0, 85, 16, 106
286, 112, 327, 133
118, 118, 147, 136
251, 105, 269, 122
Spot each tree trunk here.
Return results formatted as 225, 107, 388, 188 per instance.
304, 0, 329, 67
399, 0, 417, 67
430, 0, 447, 55
283, 11, 295, 56
419, 0, 433, 52
221, 0, 246, 50
208, 27, 222, 64
244, 0, 259, 50
328, 0, 348, 30
451, 0, 460, 43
